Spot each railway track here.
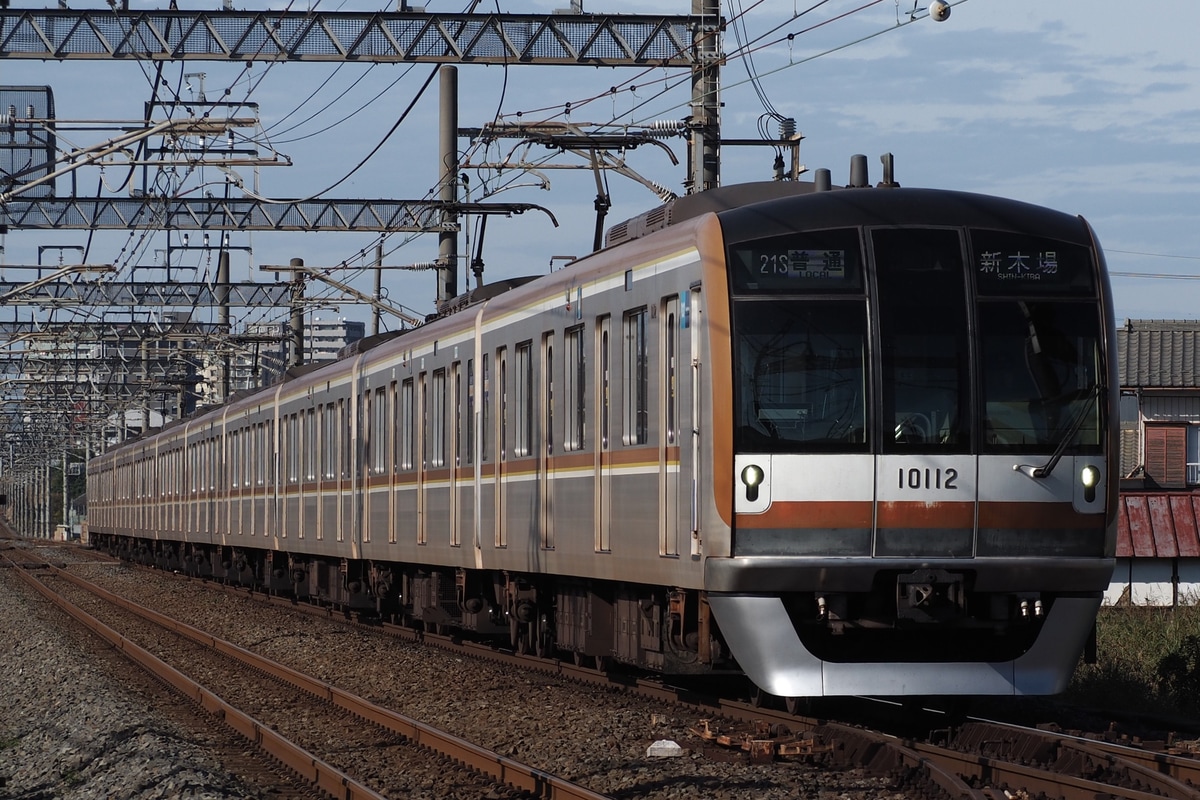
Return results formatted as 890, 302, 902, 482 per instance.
150, 558, 1200, 799
10, 537, 1200, 799
177, 562, 1200, 800
3, 544, 608, 800
0, 548, 319, 799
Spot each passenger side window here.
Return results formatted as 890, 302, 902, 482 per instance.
623, 308, 648, 446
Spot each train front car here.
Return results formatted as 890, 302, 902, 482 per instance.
703, 187, 1118, 698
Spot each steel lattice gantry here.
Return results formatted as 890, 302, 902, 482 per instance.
0, 10, 700, 65
0, 198, 551, 232
0, 281, 292, 306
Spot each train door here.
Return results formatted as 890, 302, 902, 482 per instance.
251, 422, 261, 538
396, 378, 416, 545
477, 352, 491, 559
271, 410, 284, 542
202, 431, 214, 540
319, 402, 333, 542
452, 362, 466, 548
495, 347, 508, 549
278, 413, 290, 539
660, 295, 680, 557
595, 315, 612, 553
385, 382, 397, 546
417, 371, 428, 545
540, 333, 554, 550
349, 365, 368, 555
185, 439, 194, 536
871, 227, 976, 558
465, 357, 482, 564
687, 286, 703, 556
338, 397, 351, 545
301, 407, 315, 540
238, 424, 248, 537
511, 341, 535, 549
424, 367, 448, 547
242, 424, 252, 538
252, 422, 261, 538
240, 425, 250, 537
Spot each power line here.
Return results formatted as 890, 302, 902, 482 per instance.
1107, 249, 1200, 262
1111, 272, 1200, 281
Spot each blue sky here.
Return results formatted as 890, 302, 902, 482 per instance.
2, 0, 1198, 327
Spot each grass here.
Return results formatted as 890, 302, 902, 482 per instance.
1066, 604, 1200, 720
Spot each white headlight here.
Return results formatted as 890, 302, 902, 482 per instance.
741, 464, 764, 488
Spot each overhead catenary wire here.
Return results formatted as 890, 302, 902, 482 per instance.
15, 0, 976, 374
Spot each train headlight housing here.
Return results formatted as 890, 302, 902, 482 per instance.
1080, 465, 1100, 502
741, 464, 765, 502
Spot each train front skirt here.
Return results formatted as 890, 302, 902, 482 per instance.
707, 593, 1101, 696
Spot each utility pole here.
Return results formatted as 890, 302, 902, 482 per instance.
217, 250, 231, 401
372, 243, 384, 337
289, 258, 305, 368
690, 0, 722, 192
438, 65, 459, 305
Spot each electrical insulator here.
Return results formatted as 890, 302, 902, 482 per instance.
647, 119, 685, 137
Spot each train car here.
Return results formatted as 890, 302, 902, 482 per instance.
88, 162, 1118, 699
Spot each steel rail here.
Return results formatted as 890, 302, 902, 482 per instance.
41, 562, 613, 800
951, 720, 1200, 799
9, 564, 384, 800
93, 554, 1200, 800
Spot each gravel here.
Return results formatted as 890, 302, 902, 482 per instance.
0, 567, 275, 800
2, 543, 908, 799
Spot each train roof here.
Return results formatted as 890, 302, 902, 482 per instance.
99, 177, 1097, 455
606, 180, 1093, 248
605, 180, 819, 247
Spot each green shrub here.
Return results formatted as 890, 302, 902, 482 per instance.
1067, 605, 1200, 718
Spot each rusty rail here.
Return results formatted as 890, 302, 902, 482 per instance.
52, 547, 1200, 800
36, 562, 612, 800
10, 565, 384, 800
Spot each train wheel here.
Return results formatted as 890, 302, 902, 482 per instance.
509, 616, 530, 655
749, 685, 767, 708
534, 614, 553, 658
573, 651, 586, 667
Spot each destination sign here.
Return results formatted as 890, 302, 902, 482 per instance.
731, 228, 863, 294
973, 231, 1095, 295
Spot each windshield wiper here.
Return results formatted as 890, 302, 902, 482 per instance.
1014, 384, 1101, 480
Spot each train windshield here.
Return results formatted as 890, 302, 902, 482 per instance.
729, 225, 1104, 455
978, 302, 1102, 453
972, 231, 1104, 454
873, 227, 970, 453
733, 300, 869, 452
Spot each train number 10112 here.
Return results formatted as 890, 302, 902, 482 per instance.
898, 467, 958, 490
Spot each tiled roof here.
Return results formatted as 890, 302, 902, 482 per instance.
1118, 319, 1200, 388
1116, 492, 1200, 558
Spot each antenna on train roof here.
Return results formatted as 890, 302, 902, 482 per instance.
848, 154, 869, 188
877, 153, 900, 188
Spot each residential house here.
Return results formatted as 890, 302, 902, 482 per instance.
1111, 319, 1200, 605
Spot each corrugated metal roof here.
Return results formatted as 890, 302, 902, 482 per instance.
1116, 492, 1200, 558
1118, 319, 1200, 388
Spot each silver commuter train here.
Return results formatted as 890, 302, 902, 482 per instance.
88, 174, 1118, 698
